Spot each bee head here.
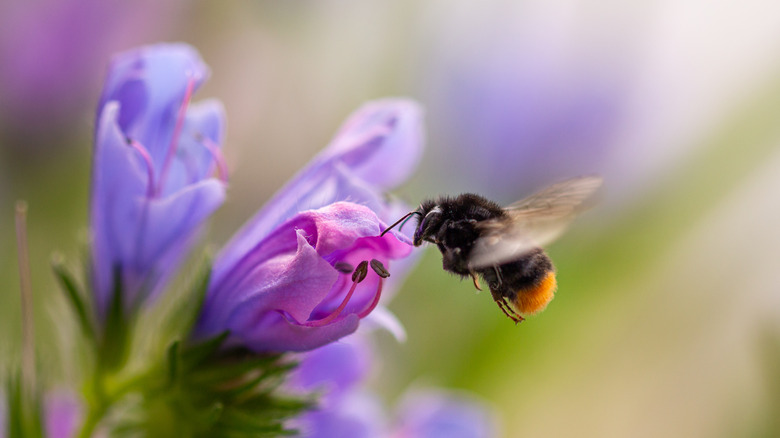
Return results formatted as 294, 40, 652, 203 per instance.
413, 206, 442, 246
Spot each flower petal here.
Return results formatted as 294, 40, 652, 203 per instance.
212, 99, 422, 286
392, 389, 498, 438
198, 202, 410, 352
98, 43, 210, 170
159, 99, 226, 196
322, 98, 424, 189
90, 102, 150, 312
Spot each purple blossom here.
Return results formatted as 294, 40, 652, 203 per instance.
196, 99, 423, 352
0, 0, 182, 145
287, 336, 497, 438
390, 389, 497, 438
43, 391, 82, 438
0, 390, 82, 438
90, 43, 227, 317
287, 336, 385, 438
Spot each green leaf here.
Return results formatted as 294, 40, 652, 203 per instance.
51, 254, 97, 344
5, 373, 44, 438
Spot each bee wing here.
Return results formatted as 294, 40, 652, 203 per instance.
467, 176, 603, 269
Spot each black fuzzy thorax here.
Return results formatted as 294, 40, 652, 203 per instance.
414, 194, 507, 276
419, 193, 506, 222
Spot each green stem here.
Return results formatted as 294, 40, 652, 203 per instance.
76, 365, 161, 437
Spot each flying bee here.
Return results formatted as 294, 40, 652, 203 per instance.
380, 176, 602, 324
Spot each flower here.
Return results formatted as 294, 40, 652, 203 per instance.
0, 0, 182, 148
286, 335, 497, 438
0, 389, 82, 438
90, 43, 227, 318
390, 389, 497, 438
287, 336, 385, 438
43, 391, 82, 438
195, 99, 423, 352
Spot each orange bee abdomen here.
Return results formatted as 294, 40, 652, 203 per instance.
511, 271, 557, 316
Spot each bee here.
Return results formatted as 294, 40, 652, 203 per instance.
381, 176, 602, 323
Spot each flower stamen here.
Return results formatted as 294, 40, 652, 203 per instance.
302, 259, 391, 327
351, 260, 369, 283
369, 259, 390, 278
195, 133, 229, 183
358, 277, 384, 319
125, 137, 157, 198
158, 75, 196, 195
303, 261, 368, 327
333, 261, 354, 274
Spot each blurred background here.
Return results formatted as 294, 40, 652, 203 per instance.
2, 1, 780, 436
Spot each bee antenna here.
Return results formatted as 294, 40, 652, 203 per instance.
380, 211, 421, 237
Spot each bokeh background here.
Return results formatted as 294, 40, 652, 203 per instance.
2, 1, 780, 437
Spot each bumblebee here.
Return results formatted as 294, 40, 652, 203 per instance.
381, 176, 602, 323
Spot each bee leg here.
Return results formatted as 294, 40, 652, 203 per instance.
501, 297, 525, 325
469, 271, 482, 291
494, 298, 523, 324
490, 289, 524, 324
493, 266, 503, 286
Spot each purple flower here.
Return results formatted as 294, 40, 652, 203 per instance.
0, 0, 182, 146
90, 43, 227, 317
390, 389, 497, 438
196, 99, 423, 352
287, 336, 385, 438
286, 336, 497, 438
43, 391, 82, 438
0, 390, 82, 438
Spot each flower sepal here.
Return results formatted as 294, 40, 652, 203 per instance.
120, 335, 312, 437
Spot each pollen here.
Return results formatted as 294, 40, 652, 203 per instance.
511, 271, 557, 316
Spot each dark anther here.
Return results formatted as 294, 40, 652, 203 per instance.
369, 259, 390, 278
352, 261, 369, 283
124, 136, 133, 144
333, 261, 354, 274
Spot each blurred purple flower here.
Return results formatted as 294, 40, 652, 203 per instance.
390, 389, 497, 438
287, 336, 497, 438
0, 0, 182, 144
0, 390, 82, 438
288, 336, 385, 438
90, 43, 227, 317
196, 99, 423, 352
43, 391, 82, 438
